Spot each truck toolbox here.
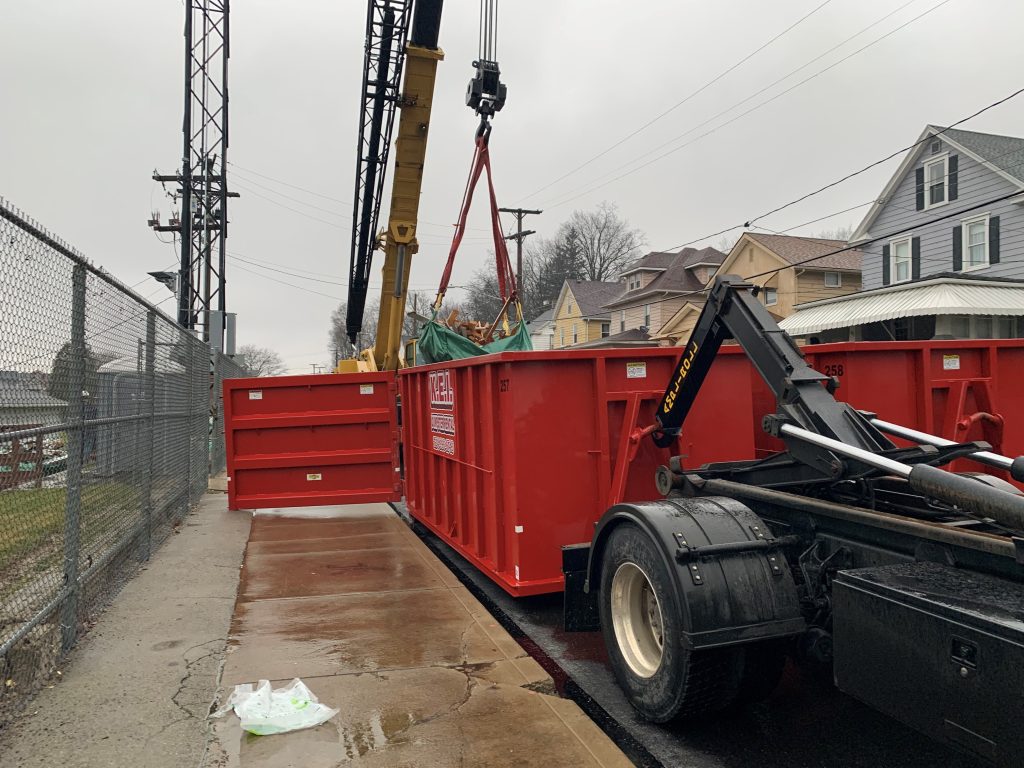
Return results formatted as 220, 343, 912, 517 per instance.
833, 561, 1024, 765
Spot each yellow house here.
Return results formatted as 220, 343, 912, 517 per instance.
655, 233, 863, 344
551, 280, 621, 348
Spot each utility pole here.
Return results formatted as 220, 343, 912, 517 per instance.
499, 207, 541, 303
149, 0, 237, 346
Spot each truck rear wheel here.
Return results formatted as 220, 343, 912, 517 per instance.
599, 523, 743, 722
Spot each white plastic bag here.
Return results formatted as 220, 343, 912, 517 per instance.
212, 678, 338, 735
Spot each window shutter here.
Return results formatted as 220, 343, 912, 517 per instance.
948, 155, 959, 201
915, 167, 925, 211
911, 237, 921, 280
882, 244, 891, 285
952, 226, 963, 271
990, 215, 1000, 265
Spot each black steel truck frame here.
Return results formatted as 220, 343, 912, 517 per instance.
565, 275, 1024, 766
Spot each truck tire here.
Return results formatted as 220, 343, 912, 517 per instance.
599, 522, 743, 722
734, 639, 787, 704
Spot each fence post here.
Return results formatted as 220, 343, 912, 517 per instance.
60, 263, 86, 652
140, 311, 156, 560
211, 351, 222, 476
184, 339, 193, 507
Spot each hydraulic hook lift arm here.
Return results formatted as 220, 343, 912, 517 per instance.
652, 274, 1024, 529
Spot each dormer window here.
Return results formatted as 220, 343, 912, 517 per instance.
627, 274, 641, 291
924, 156, 947, 208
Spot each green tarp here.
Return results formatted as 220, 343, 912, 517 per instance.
416, 312, 533, 365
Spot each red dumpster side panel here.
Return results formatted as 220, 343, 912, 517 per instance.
399, 348, 757, 597
223, 372, 401, 510
801, 340, 1024, 479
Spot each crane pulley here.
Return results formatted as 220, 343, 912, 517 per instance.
466, 0, 507, 133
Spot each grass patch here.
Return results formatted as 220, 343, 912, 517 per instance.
0, 483, 140, 568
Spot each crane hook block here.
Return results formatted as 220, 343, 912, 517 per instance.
466, 59, 507, 118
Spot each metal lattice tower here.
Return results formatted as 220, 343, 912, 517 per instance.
154, 1, 232, 342
346, 0, 413, 344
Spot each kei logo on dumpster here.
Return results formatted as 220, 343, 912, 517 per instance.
428, 369, 457, 457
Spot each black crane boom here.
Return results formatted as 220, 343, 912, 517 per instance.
345, 0, 413, 345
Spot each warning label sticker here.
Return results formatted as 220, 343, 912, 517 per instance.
626, 362, 647, 379
943, 354, 961, 371
428, 369, 457, 457
306, 473, 322, 481
248, 390, 263, 400
359, 383, 374, 395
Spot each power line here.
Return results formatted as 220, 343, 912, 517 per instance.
746, 86, 1024, 229
228, 160, 491, 233
231, 261, 344, 300
516, 0, 837, 201
229, 255, 467, 299
539, 0, 952, 211
633, 189, 1024, 319
230, 176, 491, 244
650, 85, 1024, 254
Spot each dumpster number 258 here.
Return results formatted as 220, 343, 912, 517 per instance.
824, 364, 844, 377
499, 378, 510, 392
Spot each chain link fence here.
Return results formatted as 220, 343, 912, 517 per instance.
211, 351, 247, 477
0, 199, 245, 728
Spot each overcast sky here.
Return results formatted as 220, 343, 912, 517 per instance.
4, 0, 1024, 372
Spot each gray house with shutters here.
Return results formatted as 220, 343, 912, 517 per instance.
851, 125, 1024, 288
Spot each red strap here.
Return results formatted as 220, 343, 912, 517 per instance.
435, 135, 517, 308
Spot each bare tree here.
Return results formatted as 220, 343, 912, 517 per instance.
567, 202, 645, 281
329, 290, 456, 360
520, 225, 585, 319
237, 344, 285, 377
715, 234, 738, 253
815, 225, 853, 242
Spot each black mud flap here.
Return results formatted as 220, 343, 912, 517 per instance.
834, 562, 1024, 766
562, 543, 599, 632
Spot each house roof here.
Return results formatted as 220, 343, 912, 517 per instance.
528, 308, 554, 325
605, 247, 726, 308
779, 274, 1024, 336
678, 246, 727, 268
652, 301, 704, 340
621, 251, 677, 275
0, 371, 66, 412
572, 328, 656, 349
852, 125, 1024, 242
562, 279, 621, 319
0, 388, 68, 411
941, 127, 1024, 185
744, 233, 862, 271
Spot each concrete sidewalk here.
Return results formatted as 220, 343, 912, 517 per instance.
0, 489, 251, 768
206, 503, 631, 767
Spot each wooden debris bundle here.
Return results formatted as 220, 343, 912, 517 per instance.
439, 309, 511, 345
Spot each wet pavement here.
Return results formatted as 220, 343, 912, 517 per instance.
403, 505, 990, 768
207, 503, 632, 767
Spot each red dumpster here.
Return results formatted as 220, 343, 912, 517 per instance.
223, 372, 401, 511
398, 348, 758, 596
800, 340, 1024, 478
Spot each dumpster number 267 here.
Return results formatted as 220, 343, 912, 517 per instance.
499, 378, 510, 392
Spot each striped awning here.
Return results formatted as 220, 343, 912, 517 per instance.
779, 278, 1024, 336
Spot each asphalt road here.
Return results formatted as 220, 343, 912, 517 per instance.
399, 506, 987, 768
